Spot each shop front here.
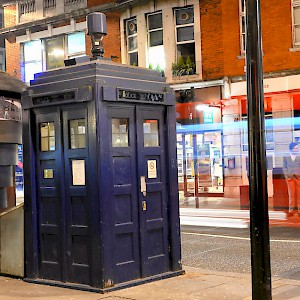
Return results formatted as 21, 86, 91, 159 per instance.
175, 74, 300, 214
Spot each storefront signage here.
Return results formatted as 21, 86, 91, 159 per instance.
203, 110, 214, 124
118, 89, 164, 103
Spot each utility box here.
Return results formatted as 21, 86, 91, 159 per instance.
0, 72, 26, 210
22, 59, 183, 291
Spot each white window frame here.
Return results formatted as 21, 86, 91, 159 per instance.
239, 0, 246, 54
146, 11, 165, 70
174, 7, 195, 52
125, 17, 138, 66
292, 0, 300, 47
147, 11, 163, 47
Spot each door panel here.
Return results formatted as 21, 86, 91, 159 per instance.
109, 105, 170, 283
35, 105, 91, 285
62, 108, 91, 285
137, 107, 169, 277
109, 107, 141, 284
35, 109, 64, 281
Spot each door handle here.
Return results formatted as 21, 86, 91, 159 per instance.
140, 176, 147, 197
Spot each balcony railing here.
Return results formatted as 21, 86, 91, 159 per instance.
19, 0, 36, 16
44, 0, 56, 10
65, 0, 85, 5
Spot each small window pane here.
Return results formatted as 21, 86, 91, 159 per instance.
175, 7, 194, 25
149, 30, 163, 47
67, 32, 85, 55
126, 19, 137, 35
177, 43, 195, 63
40, 122, 55, 152
41, 137, 49, 151
24, 40, 42, 61
129, 52, 138, 66
148, 13, 162, 30
177, 26, 194, 42
143, 120, 159, 147
294, 6, 300, 24
128, 36, 138, 51
69, 119, 86, 149
295, 25, 300, 44
45, 36, 65, 70
112, 118, 129, 147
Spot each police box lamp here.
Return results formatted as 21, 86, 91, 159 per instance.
87, 12, 107, 59
64, 12, 107, 66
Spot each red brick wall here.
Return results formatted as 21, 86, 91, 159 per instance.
87, 0, 115, 7
201, 0, 300, 80
4, 5, 21, 79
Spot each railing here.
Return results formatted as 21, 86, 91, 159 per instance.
19, 0, 36, 16
44, 0, 56, 10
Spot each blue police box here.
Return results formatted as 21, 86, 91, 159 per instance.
22, 58, 183, 291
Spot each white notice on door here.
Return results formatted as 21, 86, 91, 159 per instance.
147, 160, 157, 179
72, 160, 86, 186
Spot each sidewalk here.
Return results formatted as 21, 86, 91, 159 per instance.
0, 266, 299, 300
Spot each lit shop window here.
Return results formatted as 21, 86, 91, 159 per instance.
23, 40, 43, 83
45, 36, 65, 70
22, 32, 86, 83
67, 32, 86, 58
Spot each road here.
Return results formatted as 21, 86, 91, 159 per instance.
181, 226, 300, 280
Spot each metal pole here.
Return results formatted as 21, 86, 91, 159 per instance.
245, 0, 272, 299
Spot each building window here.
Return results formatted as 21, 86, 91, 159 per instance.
22, 40, 43, 83
22, 32, 86, 83
44, 0, 56, 10
174, 7, 195, 74
292, 0, 300, 47
239, 0, 246, 53
147, 12, 165, 71
19, 0, 36, 16
125, 18, 138, 66
67, 32, 86, 58
45, 36, 65, 70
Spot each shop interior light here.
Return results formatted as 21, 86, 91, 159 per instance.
195, 104, 209, 111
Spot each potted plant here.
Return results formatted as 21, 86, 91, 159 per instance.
185, 56, 196, 75
172, 56, 196, 76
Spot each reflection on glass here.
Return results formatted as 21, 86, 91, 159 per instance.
112, 118, 129, 147
69, 119, 86, 149
143, 120, 159, 147
40, 122, 55, 151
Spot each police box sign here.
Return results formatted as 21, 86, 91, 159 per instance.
118, 89, 164, 103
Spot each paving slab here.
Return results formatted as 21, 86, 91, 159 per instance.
0, 266, 298, 299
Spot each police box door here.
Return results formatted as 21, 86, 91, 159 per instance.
34, 104, 94, 285
109, 104, 170, 283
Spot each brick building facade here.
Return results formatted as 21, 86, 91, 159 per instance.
1, 0, 300, 207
